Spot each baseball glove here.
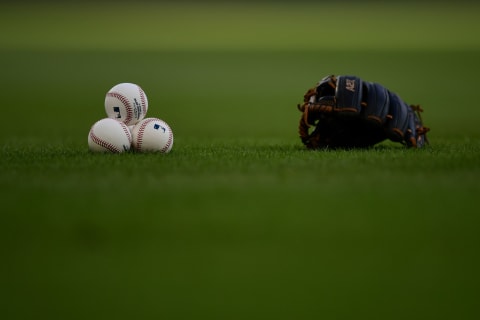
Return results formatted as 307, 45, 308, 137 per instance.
297, 75, 430, 149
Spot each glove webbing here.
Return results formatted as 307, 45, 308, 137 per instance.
410, 104, 430, 144
298, 102, 335, 149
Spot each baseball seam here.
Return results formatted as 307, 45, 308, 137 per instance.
107, 92, 133, 124
120, 122, 132, 143
138, 85, 147, 116
89, 129, 122, 153
161, 123, 173, 153
136, 118, 156, 151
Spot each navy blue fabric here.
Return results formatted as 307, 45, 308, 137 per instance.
335, 76, 363, 113
363, 82, 390, 124
404, 110, 417, 147
387, 92, 410, 142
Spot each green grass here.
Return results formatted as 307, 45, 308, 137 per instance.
2, 139, 479, 319
1, 2, 480, 320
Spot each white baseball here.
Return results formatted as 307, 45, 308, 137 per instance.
88, 118, 132, 153
105, 83, 148, 126
132, 118, 174, 153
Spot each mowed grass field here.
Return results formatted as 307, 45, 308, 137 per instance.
1, 2, 480, 319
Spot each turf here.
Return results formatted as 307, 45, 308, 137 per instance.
1, 2, 480, 320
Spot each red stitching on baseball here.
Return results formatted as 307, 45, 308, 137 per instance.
107, 92, 133, 124
120, 122, 132, 143
89, 128, 121, 153
161, 122, 173, 153
136, 118, 156, 151
138, 86, 147, 116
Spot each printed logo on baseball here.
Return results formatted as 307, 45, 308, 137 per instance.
88, 118, 132, 153
105, 83, 148, 126
131, 118, 174, 153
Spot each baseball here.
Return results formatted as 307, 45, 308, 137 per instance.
131, 118, 174, 153
88, 118, 132, 153
105, 83, 148, 126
